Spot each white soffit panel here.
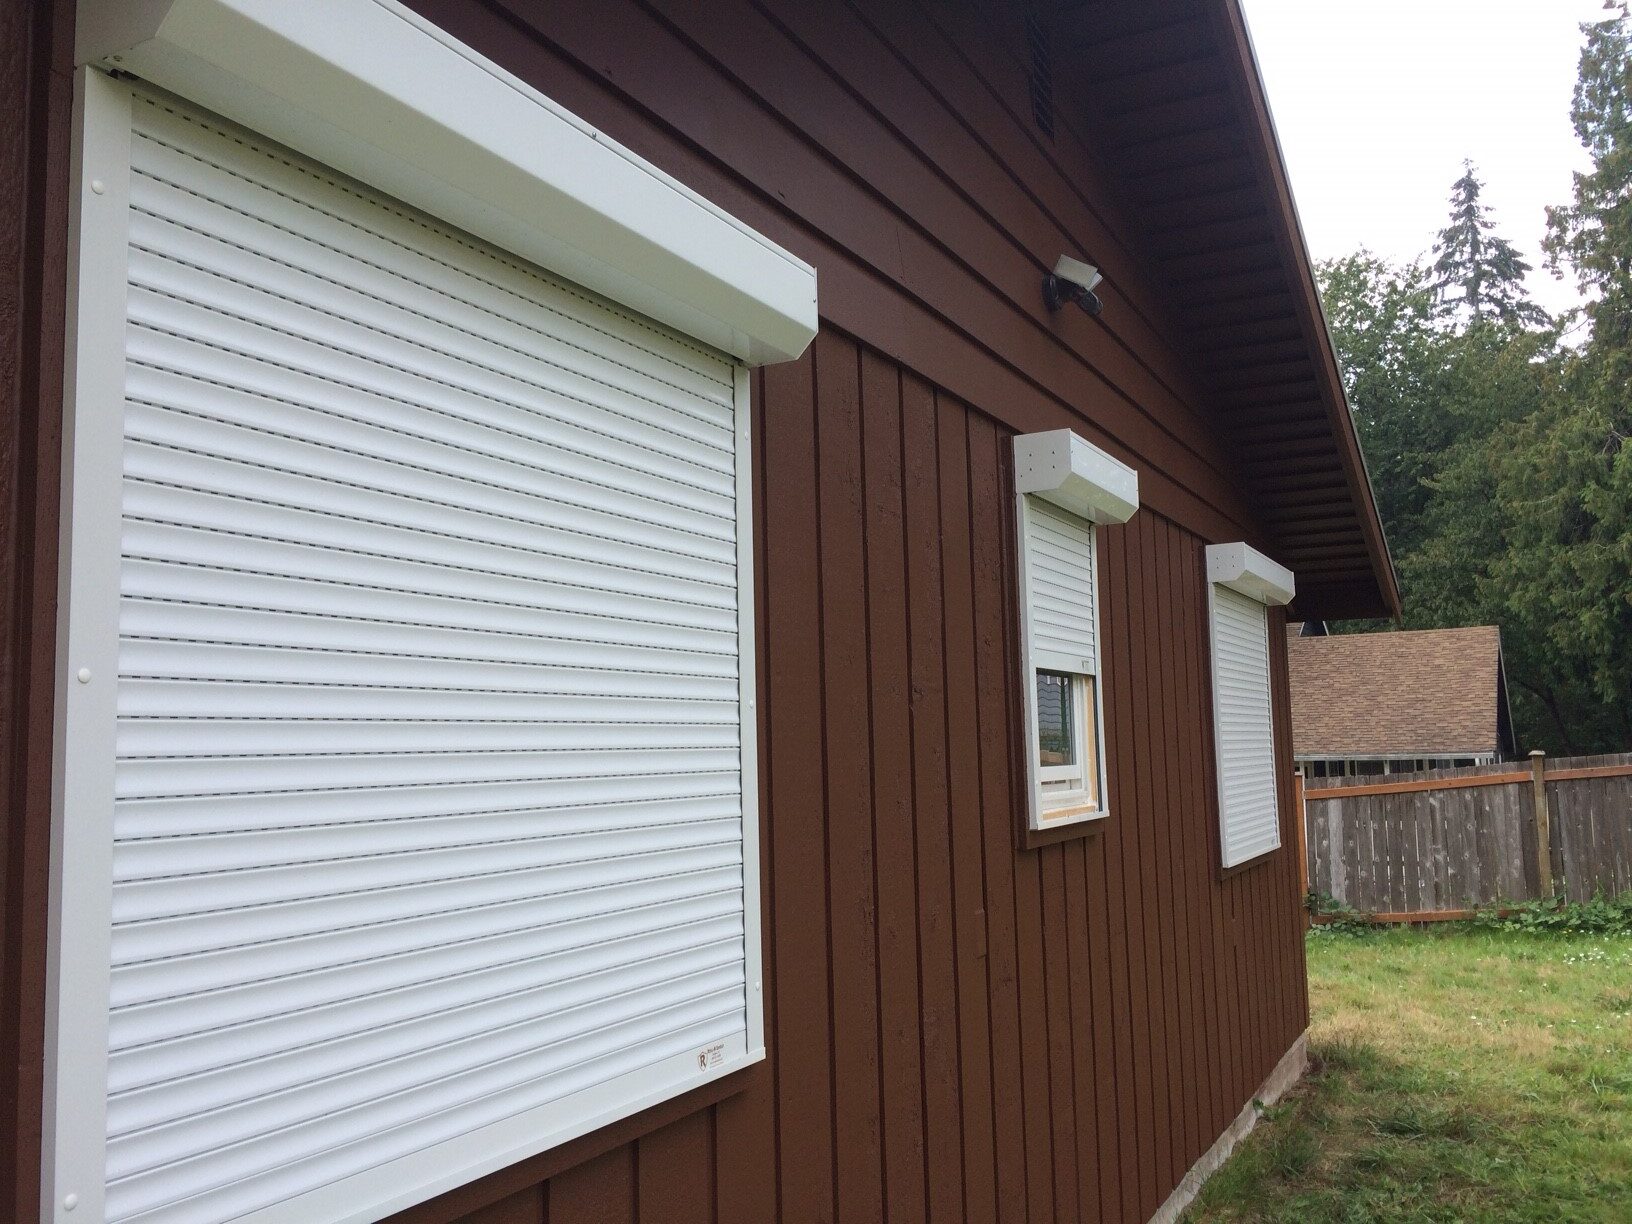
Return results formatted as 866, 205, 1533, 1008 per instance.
1013, 429, 1139, 525
75, 0, 818, 366
47, 78, 760, 1224
1205, 541, 1295, 607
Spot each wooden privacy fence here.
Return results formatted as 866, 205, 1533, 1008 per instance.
1299, 752, 1632, 918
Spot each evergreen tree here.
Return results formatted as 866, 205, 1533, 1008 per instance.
1547, 2, 1632, 354
1431, 160, 1549, 328
1317, 252, 1450, 558
1313, 6, 1632, 753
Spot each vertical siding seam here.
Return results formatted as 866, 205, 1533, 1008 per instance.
974, 416, 1027, 1224
1109, 525, 1146, 1219
810, 343, 844, 1223
1146, 519, 1183, 1188
708, 1108, 720, 1224
1055, 851, 1084, 1222
1128, 514, 1165, 1215
1140, 513, 1181, 1207
630, 1138, 641, 1224
930, 389, 971, 1223
898, 376, 935, 1221
1095, 526, 1131, 1223
858, 346, 893, 1223
1158, 520, 1199, 1171
963, 411, 1004, 1212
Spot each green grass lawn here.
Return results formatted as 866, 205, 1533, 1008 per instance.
1185, 924, 1632, 1223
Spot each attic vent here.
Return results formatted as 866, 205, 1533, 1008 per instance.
1026, 12, 1055, 138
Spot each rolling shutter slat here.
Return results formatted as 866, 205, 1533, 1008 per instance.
109, 879, 745, 1042
127, 116, 733, 406
1211, 585, 1280, 865
1023, 496, 1097, 672
108, 915, 746, 1095
93, 88, 754, 1223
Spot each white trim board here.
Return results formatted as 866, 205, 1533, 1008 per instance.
76, 0, 818, 366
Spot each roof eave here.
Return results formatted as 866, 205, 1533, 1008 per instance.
1208, 0, 1402, 620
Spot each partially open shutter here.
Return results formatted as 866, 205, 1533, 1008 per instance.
89, 85, 756, 1223
1022, 496, 1097, 674
1209, 584, 1280, 866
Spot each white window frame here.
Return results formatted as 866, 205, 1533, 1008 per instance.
1025, 618, 1104, 821
1012, 430, 1137, 833
1204, 542, 1295, 869
44, 3, 817, 1215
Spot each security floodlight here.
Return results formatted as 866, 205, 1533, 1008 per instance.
1044, 254, 1104, 317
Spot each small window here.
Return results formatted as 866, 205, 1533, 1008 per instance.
1036, 669, 1100, 809
1018, 495, 1107, 826
1204, 542, 1295, 868
1012, 430, 1136, 834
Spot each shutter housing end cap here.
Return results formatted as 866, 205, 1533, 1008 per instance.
1013, 429, 1138, 525
1205, 541, 1295, 606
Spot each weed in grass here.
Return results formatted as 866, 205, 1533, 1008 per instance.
1599, 987, 1632, 1015
1364, 1102, 1483, 1141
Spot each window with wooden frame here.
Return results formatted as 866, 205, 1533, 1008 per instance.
1013, 430, 1138, 834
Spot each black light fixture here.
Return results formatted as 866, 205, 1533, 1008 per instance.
1044, 254, 1104, 317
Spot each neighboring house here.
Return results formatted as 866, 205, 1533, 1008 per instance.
0, 3, 1398, 1224
1288, 625, 1516, 778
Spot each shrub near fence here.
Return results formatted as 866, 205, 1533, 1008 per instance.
1301, 752, 1632, 918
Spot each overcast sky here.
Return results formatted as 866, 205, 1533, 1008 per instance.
1239, 0, 1610, 319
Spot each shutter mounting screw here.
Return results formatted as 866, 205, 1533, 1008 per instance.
76, 668, 91, 684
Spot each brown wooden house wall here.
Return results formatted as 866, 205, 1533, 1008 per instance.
0, 1, 1312, 1221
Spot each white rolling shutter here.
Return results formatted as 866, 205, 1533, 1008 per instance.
63, 83, 761, 1224
1022, 496, 1097, 674
1209, 584, 1281, 867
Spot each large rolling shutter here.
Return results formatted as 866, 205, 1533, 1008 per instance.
1209, 584, 1281, 867
90, 86, 755, 1223
1022, 495, 1097, 674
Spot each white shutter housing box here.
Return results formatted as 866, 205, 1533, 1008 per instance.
76, 0, 818, 366
1205, 542, 1295, 607
1012, 429, 1139, 525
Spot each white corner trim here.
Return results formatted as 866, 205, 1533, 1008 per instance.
1013, 429, 1139, 525
75, 0, 818, 366
1148, 1033, 1309, 1224
1206, 541, 1295, 607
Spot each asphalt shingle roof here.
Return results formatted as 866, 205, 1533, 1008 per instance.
1286, 625, 1504, 757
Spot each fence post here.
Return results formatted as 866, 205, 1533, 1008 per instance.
1294, 768, 1310, 925
1529, 750, 1554, 898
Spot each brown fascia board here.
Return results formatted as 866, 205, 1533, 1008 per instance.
1203, 0, 1403, 621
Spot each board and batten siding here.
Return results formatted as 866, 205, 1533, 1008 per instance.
382, 330, 1306, 1224
0, 1, 1311, 1221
